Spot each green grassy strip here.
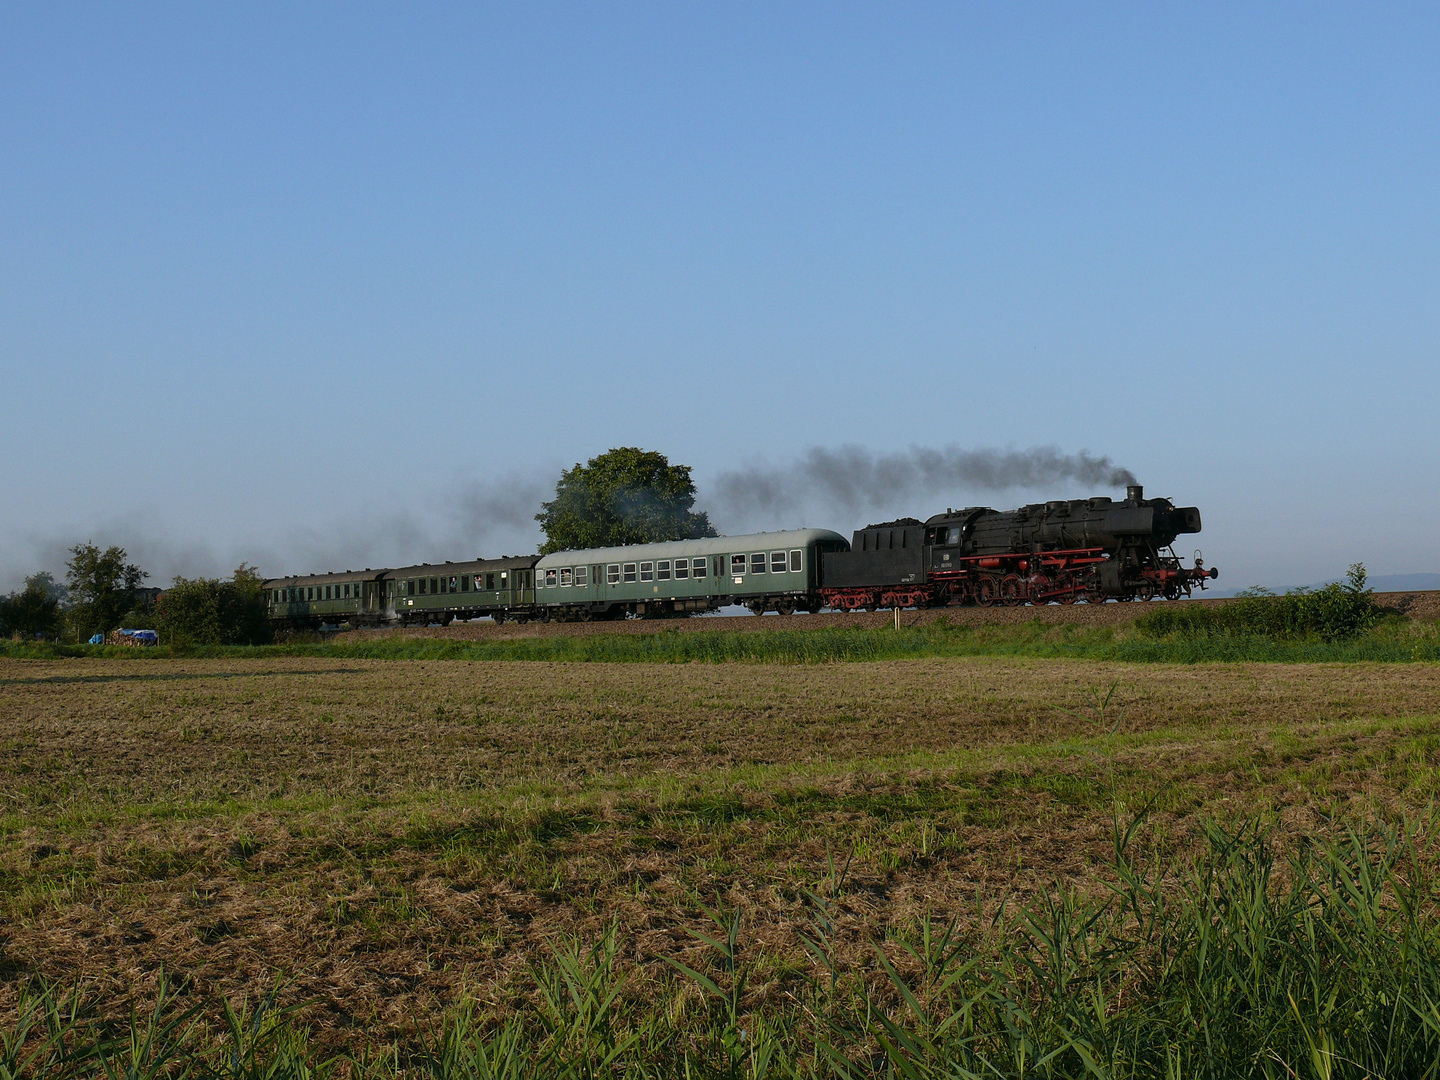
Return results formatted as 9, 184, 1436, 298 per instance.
5, 617, 1440, 664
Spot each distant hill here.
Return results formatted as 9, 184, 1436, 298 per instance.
1205, 573, 1440, 598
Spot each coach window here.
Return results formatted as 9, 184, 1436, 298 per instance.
640, 561, 654, 582
750, 553, 766, 574
623, 562, 638, 583
419, 578, 427, 595
541, 569, 554, 587
790, 550, 803, 572
607, 564, 620, 585
695, 557, 708, 578
771, 551, 786, 573
656, 560, 670, 581
673, 559, 687, 580
730, 554, 746, 576
559, 567, 571, 586
429, 577, 437, 594
450, 576, 458, 592
575, 565, 589, 586
461, 575, 470, 592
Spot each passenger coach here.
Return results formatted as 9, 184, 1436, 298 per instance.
383, 556, 540, 625
534, 529, 849, 620
266, 570, 388, 629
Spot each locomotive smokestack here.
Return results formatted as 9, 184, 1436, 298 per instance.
1126, 484, 1143, 503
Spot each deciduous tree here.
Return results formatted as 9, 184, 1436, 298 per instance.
535, 448, 717, 554
65, 543, 147, 637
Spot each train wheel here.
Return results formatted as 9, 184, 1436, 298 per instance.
1057, 591, 1077, 605
492, 612, 506, 625
747, 599, 766, 615
1000, 575, 1024, 606
976, 578, 998, 607
775, 598, 796, 616
577, 608, 592, 622
1135, 583, 1156, 601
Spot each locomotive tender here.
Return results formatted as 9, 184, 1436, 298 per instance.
263, 485, 1216, 628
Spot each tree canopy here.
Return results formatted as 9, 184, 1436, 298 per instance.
0, 574, 64, 640
65, 543, 147, 636
535, 447, 717, 554
158, 564, 271, 645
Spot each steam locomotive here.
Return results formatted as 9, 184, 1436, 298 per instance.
818, 484, 1217, 609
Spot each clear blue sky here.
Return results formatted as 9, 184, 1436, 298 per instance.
4, 3, 1437, 591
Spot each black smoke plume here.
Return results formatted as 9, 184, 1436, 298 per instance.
707, 444, 1137, 527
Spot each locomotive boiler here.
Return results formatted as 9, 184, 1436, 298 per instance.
819, 484, 1218, 609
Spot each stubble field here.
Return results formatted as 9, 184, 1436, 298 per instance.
4, 651, 1440, 1062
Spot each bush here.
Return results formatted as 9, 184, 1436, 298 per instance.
1137, 563, 1383, 642
157, 564, 272, 646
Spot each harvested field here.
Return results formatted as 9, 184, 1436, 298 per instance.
4, 652, 1440, 1058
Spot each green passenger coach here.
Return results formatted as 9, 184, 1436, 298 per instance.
534, 529, 849, 620
265, 570, 388, 629
382, 556, 540, 625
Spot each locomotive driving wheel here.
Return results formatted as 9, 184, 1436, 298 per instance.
976, 577, 998, 607
1000, 574, 1024, 606
1135, 582, 1156, 601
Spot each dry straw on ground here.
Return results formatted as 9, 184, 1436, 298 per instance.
3, 651, 1440, 1054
